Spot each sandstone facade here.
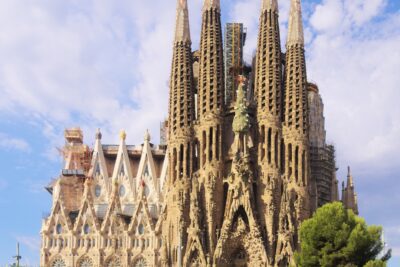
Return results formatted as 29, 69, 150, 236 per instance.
40, 0, 359, 266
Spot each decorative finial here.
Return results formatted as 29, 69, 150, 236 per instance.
144, 129, 151, 142
120, 130, 126, 141
347, 166, 351, 176
95, 128, 102, 140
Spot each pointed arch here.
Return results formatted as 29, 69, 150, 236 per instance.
128, 198, 155, 234
74, 195, 100, 234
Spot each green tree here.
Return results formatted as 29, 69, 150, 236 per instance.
294, 202, 391, 267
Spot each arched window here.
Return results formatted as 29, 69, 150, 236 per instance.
84, 224, 90, 234
95, 185, 101, 198
138, 224, 144, 235
52, 258, 66, 267
119, 185, 126, 197
56, 224, 62, 234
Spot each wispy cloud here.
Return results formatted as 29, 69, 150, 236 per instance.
16, 235, 41, 252
0, 132, 31, 152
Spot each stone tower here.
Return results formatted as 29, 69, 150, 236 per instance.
195, 0, 225, 259
254, 0, 283, 261
276, 0, 312, 264
162, 0, 195, 265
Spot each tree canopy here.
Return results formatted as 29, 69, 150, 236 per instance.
294, 202, 391, 267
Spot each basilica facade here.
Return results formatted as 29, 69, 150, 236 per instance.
40, 0, 358, 266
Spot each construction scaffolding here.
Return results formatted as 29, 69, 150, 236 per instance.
310, 144, 337, 207
224, 23, 247, 106
61, 128, 92, 174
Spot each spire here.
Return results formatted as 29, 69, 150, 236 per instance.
203, 0, 220, 11
284, 0, 308, 133
175, 0, 191, 43
347, 166, 354, 187
287, 0, 304, 46
256, 0, 282, 117
198, 0, 224, 117
342, 166, 359, 215
262, 0, 278, 12
168, 0, 195, 138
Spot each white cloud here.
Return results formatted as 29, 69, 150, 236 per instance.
0, 132, 31, 152
310, 0, 344, 33
0, 0, 397, 178
0, 0, 197, 147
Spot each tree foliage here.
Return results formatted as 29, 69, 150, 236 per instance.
294, 202, 390, 267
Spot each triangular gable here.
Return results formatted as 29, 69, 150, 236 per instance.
112, 139, 133, 180
136, 139, 157, 181
46, 192, 73, 233
74, 181, 100, 233
89, 139, 111, 196
128, 196, 155, 234
89, 138, 109, 179
101, 183, 125, 232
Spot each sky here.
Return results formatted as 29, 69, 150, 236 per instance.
0, 0, 399, 266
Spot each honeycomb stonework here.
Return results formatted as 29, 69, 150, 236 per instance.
40, 0, 359, 266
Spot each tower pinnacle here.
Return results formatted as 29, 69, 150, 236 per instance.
287, 0, 304, 46
203, 0, 220, 11
262, 0, 278, 12
175, 0, 191, 43
347, 166, 354, 187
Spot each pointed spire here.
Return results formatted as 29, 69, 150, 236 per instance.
175, 0, 191, 43
262, 0, 278, 12
347, 166, 354, 187
287, 0, 304, 46
203, 0, 220, 11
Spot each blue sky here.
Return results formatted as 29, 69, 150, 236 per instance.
0, 0, 399, 266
